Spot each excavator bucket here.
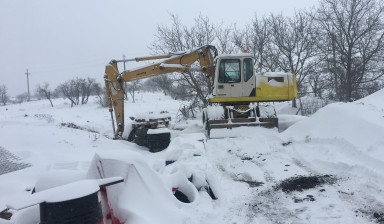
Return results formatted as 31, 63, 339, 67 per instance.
203, 104, 278, 137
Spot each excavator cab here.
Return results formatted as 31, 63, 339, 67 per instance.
214, 54, 255, 98
210, 54, 297, 103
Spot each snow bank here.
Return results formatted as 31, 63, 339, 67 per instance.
278, 114, 307, 132
283, 88, 384, 175
283, 102, 384, 155
356, 88, 384, 109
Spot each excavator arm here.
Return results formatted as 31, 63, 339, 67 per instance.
104, 45, 217, 139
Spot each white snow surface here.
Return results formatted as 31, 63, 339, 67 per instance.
1, 90, 384, 224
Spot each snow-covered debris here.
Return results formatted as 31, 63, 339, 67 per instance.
87, 151, 198, 224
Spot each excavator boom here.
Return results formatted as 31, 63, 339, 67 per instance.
104, 45, 217, 139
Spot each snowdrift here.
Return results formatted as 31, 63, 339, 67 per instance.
283, 89, 384, 158
281, 89, 384, 186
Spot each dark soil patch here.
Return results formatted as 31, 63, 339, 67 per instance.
282, 141, 292, 146
0, 209, 12, 220
294, 195, 315, 203
237, 179, 264, 187
236, 179, 264, 187
275, 175, 337, 193
374, 212, 384, 223
356, 209, 384, 224
61, 122, 98, 134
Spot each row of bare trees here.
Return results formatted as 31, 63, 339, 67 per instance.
34, 77, 103, 107
3, 76, 144, 108
147, 0, 384, 103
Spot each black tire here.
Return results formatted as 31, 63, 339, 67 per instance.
202, 109, 208, 130
127, 128, 137, 142
148, 132, 171, 152
174, 190, 190, 203
134, 136, 148, 147
149, 139, 170, 152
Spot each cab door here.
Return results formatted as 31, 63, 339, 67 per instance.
242, 58, 256, 97
216, 59, 243, 97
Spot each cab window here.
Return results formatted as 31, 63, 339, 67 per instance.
244, 58, 253, 82
219, 59, 241, 83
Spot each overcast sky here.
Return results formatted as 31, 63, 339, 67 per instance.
0, 0, 319, 96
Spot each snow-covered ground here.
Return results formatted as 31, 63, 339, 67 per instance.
0, 90, 383, 224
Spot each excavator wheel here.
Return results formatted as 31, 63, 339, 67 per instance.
202, 108, 208, 130
148, 132, 171, 153
127, 127, 137, 142
133, 127, 170, 152
133, 127, 149, 146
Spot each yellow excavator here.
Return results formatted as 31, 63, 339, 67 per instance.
104, 45, 297, 148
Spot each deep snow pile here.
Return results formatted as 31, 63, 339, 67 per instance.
279, 89, 384, 223
1, 89, 384, 224
283, 88, 384, 173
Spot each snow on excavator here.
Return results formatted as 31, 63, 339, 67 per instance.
104, 45, 297, 147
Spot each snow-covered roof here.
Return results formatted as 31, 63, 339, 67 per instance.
263, 72, 294, 77
216, 53, 254, 59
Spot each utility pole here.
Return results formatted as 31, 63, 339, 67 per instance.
25, 69, 31, 101
123, 54, 126, 71
123, 54, 127, 99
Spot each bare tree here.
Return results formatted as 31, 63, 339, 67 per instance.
57, 77, 97, 107
233, 15, 277, 71
306, 69, 329, 98
0, 84, 8, 106
58, 79, 79, 107
80, 77, 96, 104
93, 82, 108, 107
216, 24, 237, 54
15, 92, 28, 104
269, 12, 320, 90
267, 12, 321, 106
126, 80, 142, 103
36, 82, 55, 107
150, 14, 220, 106
317, 0, 384, 101
143, 75, 173, 95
